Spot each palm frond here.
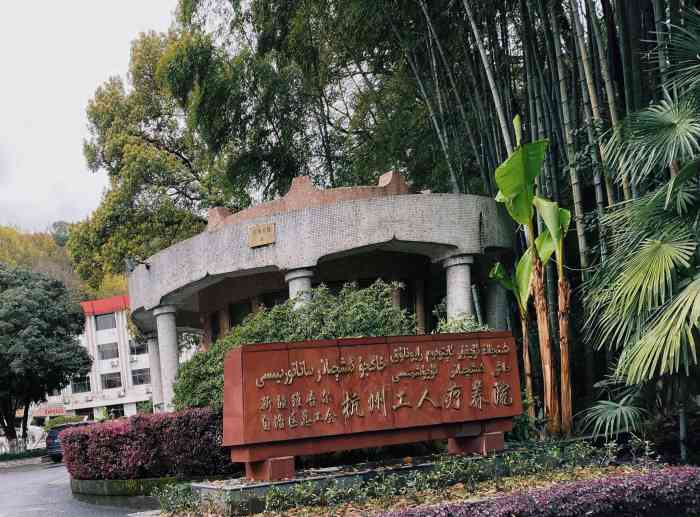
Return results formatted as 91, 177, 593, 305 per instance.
578, 390, 647, 439
612, 232, 695, 317
583, 188, 697, 351
604, 92, 700, 185
617, 276, 700, 384
665, 8, 700, 93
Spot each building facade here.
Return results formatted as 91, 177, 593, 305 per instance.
45, 296, 154, 419
129, 172, 515, 412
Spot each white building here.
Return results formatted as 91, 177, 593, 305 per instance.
44, 296, 184, 419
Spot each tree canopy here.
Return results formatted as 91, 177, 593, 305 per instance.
0, 266, 91, 441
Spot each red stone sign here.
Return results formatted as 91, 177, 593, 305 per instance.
224, 331, 522, 480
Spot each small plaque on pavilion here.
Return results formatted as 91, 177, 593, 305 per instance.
248, 223, 276, 248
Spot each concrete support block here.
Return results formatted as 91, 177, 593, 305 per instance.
447, 432, 505, 456
443, 255, 475, 319
285, 269, 314, 308
245, 456, 295, 481
154, 305, 178, 412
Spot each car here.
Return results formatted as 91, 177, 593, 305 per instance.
45, 421, 92, 463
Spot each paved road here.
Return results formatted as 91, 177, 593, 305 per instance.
0, 463, 158, 517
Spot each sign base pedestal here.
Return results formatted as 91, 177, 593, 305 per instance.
245, 456, 295, 481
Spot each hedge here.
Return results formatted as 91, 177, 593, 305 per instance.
61, 407, 236, 480
381, 467, 700, 517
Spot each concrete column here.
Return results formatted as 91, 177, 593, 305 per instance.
153, 305, 178, 412
414, 279, 426, 334
146, 333, 164, 412
486, 283, 509, 330
443, 255, 475, 319
285, 269, 314, 308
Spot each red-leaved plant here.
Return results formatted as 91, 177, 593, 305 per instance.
60, 408, 235, 480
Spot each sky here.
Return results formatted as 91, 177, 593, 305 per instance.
0, 0, 179, 231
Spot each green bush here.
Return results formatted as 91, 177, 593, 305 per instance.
432, 299, 489, 334
44, 415, 85, 431
154, 483, 200, 514
261, 440, 609, 512
174, 281, 416, 410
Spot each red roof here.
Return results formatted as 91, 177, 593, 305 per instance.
80, 295, 130, 316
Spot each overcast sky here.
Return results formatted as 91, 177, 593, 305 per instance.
0, 1, 178, 231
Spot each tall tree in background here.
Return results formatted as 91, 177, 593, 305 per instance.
67, 32, 236, 289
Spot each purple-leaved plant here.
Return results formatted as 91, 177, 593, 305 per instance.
381, 467, 700, 517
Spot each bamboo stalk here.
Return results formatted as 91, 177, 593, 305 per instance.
462, 0, 514, 154
585, 0, 620, 205
551, 1, 591, 273
418, 0, 491, 193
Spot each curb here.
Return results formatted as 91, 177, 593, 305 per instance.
70, 476, 176, 496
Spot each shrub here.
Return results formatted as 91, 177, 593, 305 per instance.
380, 467, 700, 517
154, 484, 200, 514
174, 281, 417, 410
44, 415, 85, 431
260, 440, 608, 512
61, 407, 235, 480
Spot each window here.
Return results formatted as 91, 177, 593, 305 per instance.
95, 313, 116, 331
98, 343, 119, 360
106, 404, 124, 418
71, 376, 91, 394
131, 368, 150, 386
129, 340, 148, 356
75, 408, 94, 420
101, 372, 122, 390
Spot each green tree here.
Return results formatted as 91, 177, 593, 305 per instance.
67, 31, 239, 289
174, 281, 415, 410
0, 266, 91, 444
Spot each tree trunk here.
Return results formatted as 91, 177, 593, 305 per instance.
521, 314, 536, 420
0, 403, 18, 447
532, 249, 561, 435
21, 400, 30, 441
679, 379, 688, 463
462, 0, 514, 154
558, 276, 573, 436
